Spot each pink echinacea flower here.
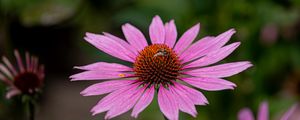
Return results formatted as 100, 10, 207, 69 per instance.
0, 50, 45, 99
71, 15, 252, 120
238, 101, 298, 120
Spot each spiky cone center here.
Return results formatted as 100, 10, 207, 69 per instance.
133, 44, 181, 86
13, 72, 42, 94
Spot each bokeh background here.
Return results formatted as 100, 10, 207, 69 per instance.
0, 0, 300, 120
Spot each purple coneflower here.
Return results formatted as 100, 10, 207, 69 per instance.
0, 50, 45, 99
238, 101, 298, 120
71, 15, 252, 120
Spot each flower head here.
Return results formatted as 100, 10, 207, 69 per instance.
71, 15, 252, 120
0, 50, 45, 99
238, 101, 298, 120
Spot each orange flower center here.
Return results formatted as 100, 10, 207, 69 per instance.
133, 44, 181, 86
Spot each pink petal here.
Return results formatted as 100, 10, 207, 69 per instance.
38, 65, 45, 80
6, 89, 21, 99
91, 83, 140, 115
185, 61, 252, 78
181, 77, 236, 91
280, 104, 298, 120
105, 85, 145, 119
0, 73, 12, 85
25, 52, 31, 71
158, 86, 179, 120
184, 42, 241, 68
169, 85, 197, 117
122, 23, 148, 51
103, 32, 139, 56
14, 50, 25, 73
238, 108, 255, 120
131, 85, 155, 118
85, 33, 135, 62
0, 63, 13, 79
80, 80, 135, 96
149, 15, 165, 44
258, 101, 269, 120
174, 82, 208, 105
180, 29, 236, 63
179, 36, 214, 63
70, 71, 133, 81
164, 20, 177, 48
74, 62, 132, 71
173, 23, 200, 54
2, 56, 17, 76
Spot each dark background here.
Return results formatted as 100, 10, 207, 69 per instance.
0, 0, 300, 120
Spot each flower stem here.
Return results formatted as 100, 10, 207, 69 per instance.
28, 100, 35, 120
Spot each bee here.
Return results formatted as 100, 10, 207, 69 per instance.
154, 49, 169, 57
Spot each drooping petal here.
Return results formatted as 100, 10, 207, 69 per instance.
280, 104, 298, 120
181, 77, 236, 91
14, 50, 25, 73
80, 80, 136, 96
105, 84, 145, 119
185, 61, 252, 78
91, 83, 140, 115
173, 23, 200, 54
238, 108, 255, 120
258, 101, 269, 120
74, 62, 132, 72
103, 32, 139, 56
2, 56, 17, 76
184, 42, 240, 68
131, 85, 155, 118
164, 20, 177, 48
169, 85, 197, 117
158, 86, 179, 120
0, 73, 12, 85
0, 64, 13, 79
6, 89, 21, 99
70, 71, 133, 81
122, 23, 148, 51
149, 15, 165, 44
174, 82, 208, 105
180, 29, 236, 63
85, 33, 135, 62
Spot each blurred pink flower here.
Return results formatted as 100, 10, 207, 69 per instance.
0, 50, 45, 99
71, 15, 252, 120
238, 101, 298, 120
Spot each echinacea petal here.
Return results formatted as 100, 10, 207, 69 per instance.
122, 23, 148, 51
164, 20, 177, 48
105, 84, 145, 119
258, 101, 269, 120
74, 62, 132, 72
2, 56, 17, 76
0, 73, 12, 85
70, 71, 133, 81
181, 77, 236, 91
158, 86, 179, 120
131, 85, 155, 118
103, 32, 139, 56
185, 61, 252, 78
149, 15, 165, 44
91, 83, 140, 115
174, 82, 208, 105
280, 104, 298, 120
85, 33, 135, 62
184, 42, 241, 68
0, 63, 13, 79
6, 89, 21, 99
80, 80, 135, 96
14, 50, 25, 73
180, 29, 236, 63
170, 85, 197, 117
238, 108, 255, 120
173, 23, 200, 54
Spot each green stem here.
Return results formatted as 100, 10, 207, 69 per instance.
28, 100, 35, 120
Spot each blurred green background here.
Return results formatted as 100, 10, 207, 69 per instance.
0, 0, 300, 120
